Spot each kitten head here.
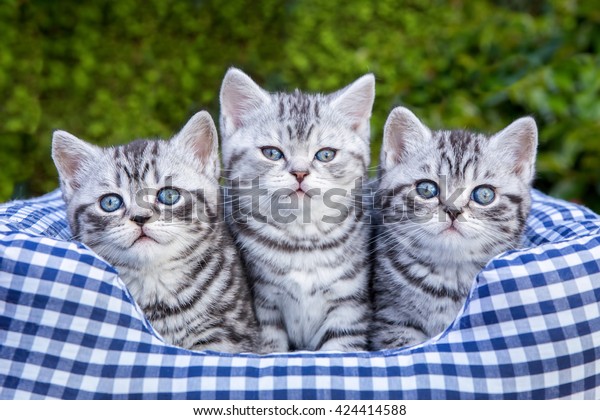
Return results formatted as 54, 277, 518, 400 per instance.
52, 111, 221, 269
379, 106, 537, 262
219, 68, 375, 227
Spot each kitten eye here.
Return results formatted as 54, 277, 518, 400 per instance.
315, 148, 336, 162
157, 188, 180, 205
415, 181, 439, 199
261, 147, 284, 161
99, 194, 123, 212
471, 185, 495, 205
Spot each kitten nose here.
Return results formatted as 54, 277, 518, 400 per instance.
291, 171, 309, 182
131, 214, 151, 226
444, 206, 462, 221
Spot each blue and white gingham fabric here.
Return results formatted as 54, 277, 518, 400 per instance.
1, 189, 600, 399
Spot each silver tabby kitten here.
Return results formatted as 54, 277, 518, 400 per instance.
370, 106, 537, 350
52, 111, 259, 353
219, 68, 375, 352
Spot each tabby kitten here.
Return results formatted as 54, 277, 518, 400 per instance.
370, 106, 537, 350
219, 68, 375, 352
52, 111, 259, 353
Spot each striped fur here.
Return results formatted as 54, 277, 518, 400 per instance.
219, 68, 375, 352
52, 111, 259, 353
370, 107, 538, 350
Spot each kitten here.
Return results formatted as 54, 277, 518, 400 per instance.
219, 68, 375, 352
370, 106, 537, 350
52, 111, 259, 353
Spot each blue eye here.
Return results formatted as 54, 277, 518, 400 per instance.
315, 148, 336, 162
415, 181, 439, 199
261, 147, 284, 161
157, 188, 180, 205
100, 194, 123, 212
471, 186, 495, 205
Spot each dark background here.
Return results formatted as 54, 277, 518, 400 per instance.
1, 0, 599, 211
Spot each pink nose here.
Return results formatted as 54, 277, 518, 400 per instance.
291, 171, 309, 182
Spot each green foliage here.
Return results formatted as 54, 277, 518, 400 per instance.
1, 0, 599, 211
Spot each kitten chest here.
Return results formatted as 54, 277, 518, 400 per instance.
280, 269, 332, 351
421, 262, 481, 336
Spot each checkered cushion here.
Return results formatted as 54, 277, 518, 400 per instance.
1, 189, 599, 399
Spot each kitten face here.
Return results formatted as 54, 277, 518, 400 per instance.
219, 68, 375, 228
379, 107, 537, 262
52, 111, 220, 269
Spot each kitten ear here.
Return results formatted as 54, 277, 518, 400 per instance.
52, 130, 102, 196
328, 73, 375, 141
173, 110, 220, 178
219, 67, 271, 138
490, 117, 538, 181
381, 106, 431, 171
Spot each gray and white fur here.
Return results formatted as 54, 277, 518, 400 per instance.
52, 111, 259, 353
370, 106, 537, 350
219, 68, 375, 352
